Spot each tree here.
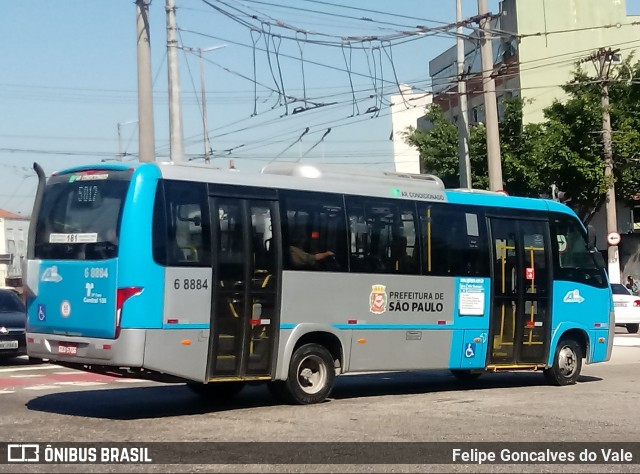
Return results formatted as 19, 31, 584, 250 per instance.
405, 64, 640, 222
404, 98, 545, 196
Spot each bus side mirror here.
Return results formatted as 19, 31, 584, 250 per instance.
591, 250, 605, 269
587, 225, 597, 248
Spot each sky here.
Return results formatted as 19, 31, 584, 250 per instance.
0, 0, 500, 216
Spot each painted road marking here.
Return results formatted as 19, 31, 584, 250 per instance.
24, 385, 61, 391
0, 365, 57, 373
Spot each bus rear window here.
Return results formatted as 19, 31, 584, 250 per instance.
34, 170, 131, 260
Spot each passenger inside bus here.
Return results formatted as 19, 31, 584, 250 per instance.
388, 235, 418, 273
289, 232, 334, 269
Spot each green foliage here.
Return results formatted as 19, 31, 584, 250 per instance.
404, 62, 640, 221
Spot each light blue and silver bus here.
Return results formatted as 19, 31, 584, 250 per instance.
25, 162, 613, 404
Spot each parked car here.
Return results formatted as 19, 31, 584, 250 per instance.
611, 283, 640, 333
0, 288, 26, 359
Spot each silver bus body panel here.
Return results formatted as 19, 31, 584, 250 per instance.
162, 267, 212, 326
274, 271, 457, 379
143, 329, 209, 382
348, 329, 453, 371
138, 267, 213, 382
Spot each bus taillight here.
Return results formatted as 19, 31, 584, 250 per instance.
115, 287, 143, 338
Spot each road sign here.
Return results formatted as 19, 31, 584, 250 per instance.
607, 232, 621, 246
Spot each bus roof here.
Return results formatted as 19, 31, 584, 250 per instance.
48, 161, 577, 216
153, 161, 448, 203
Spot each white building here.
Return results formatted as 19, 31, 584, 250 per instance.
390, 84, 432, 174
0, 210, 29, 288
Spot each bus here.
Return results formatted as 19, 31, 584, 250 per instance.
25, 161, 613, 404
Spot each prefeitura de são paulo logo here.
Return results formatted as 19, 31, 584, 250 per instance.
369, 284, 387, 314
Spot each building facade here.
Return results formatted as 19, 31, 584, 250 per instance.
425, 0, 640, 279
0, 210, 29, 288
390, 85, 432, 174
430, 0, 640, 125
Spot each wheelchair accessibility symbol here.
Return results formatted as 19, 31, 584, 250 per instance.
464, 343, 476, 358
37, 304, 46, 321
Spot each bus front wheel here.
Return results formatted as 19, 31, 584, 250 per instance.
627, 324, 639, 334
544, 338, 582, 386
272, 343, 336, 405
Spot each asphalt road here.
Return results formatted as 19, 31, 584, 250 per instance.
1, 329, 640, 473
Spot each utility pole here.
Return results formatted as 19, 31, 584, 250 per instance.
477, 0, 503, 191
456, 0, 471, 188
136, 0, 155, 163
182, 45, 225, 164
582, 48, 621, 283
166, 0, 185, 162
199, 48, 210, 164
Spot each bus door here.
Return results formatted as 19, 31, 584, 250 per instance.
488, 218, 551, 366
208, 194, 280, 380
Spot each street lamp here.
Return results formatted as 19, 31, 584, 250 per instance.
181, 45, 226, 163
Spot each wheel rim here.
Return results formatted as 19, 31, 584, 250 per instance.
296, 354, 327, 395
557, 345, 577, 378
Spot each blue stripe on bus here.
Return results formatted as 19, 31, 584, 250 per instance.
162, 324, 210, 329
331, 324, 455, 330
281, 323, 456, 330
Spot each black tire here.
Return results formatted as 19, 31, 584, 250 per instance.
186, 382, 245, 402
450, 369, 483, 382
544, 338, 582, 386
28, 357, 44, 365
627, 324, 639, 334
273, 343, 336, 405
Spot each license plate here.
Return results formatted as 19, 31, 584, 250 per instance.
0, 340, 18, 350
58, 343, 78, 356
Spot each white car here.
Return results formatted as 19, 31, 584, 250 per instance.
611, 283, 640, 333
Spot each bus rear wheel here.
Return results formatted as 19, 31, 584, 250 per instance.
544, 338, 582, 386
187, 382, 245, 402
272, 343, 336, 405
627, 324, 639, 334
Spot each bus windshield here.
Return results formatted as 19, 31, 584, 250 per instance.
34, 170, 131, 260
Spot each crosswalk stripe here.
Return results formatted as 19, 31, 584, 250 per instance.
57, 382, 107, 387
0, 365, 58, 373
24, 385, 61, 391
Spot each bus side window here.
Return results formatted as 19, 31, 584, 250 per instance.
153, 180, 211, 267
551, 215, 605, 287
281, 191, 348, 272
420, 203, 489, 277
345, 198, 419, 275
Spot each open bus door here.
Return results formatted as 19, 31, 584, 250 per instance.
207, 193, 280, 381
488, 217, 552, 366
